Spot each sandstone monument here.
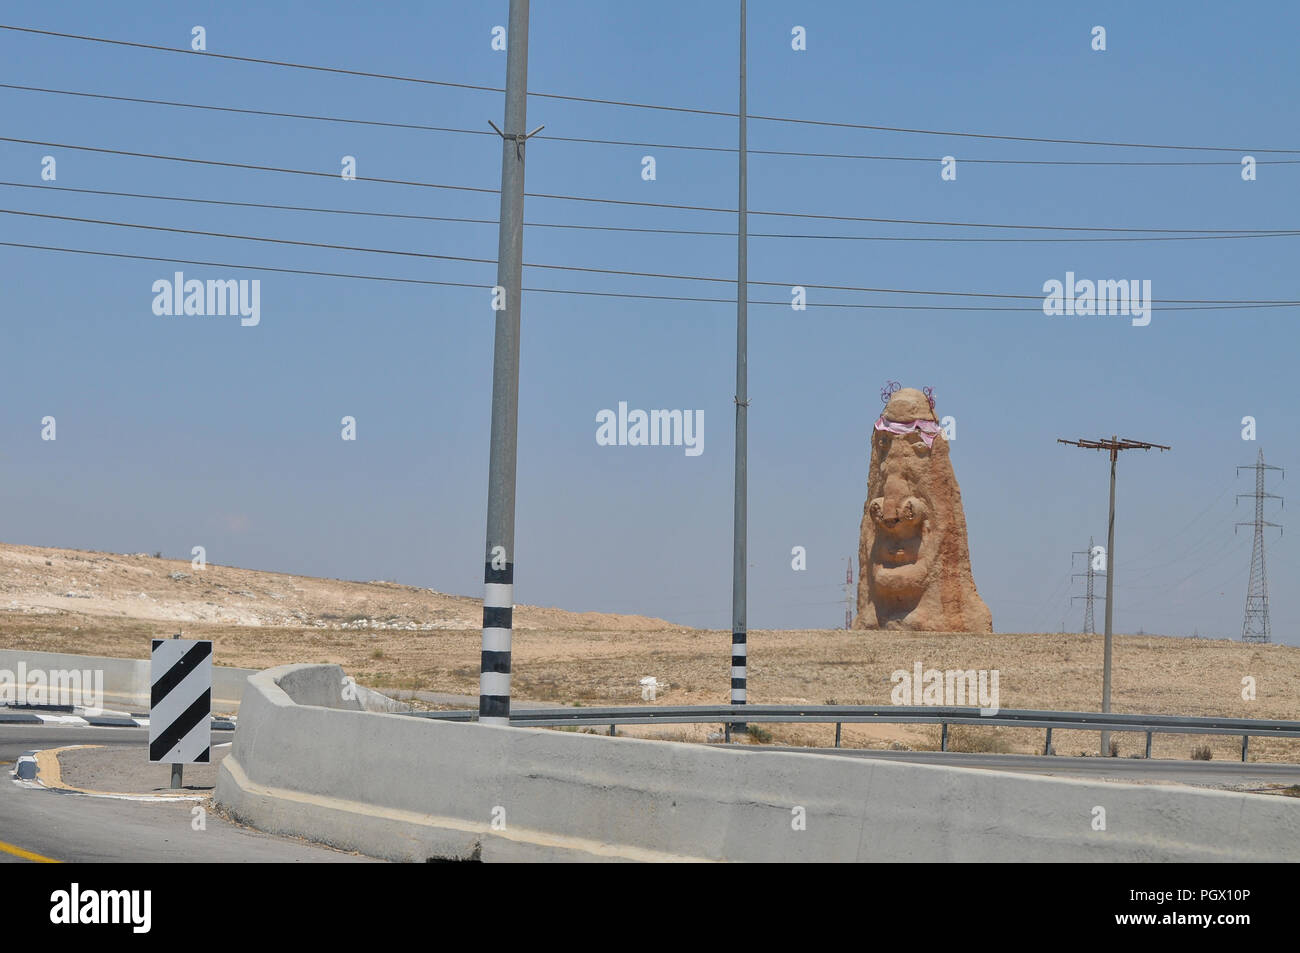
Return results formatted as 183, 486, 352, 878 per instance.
854, 385, 992, 633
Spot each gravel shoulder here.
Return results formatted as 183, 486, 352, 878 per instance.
54, 740, 230, 794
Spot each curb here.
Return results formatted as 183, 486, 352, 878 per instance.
0, 709, 236, 730
12, 745, 208, 801
14, 751, 38, 780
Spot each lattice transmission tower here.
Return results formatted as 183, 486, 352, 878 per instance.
1236, 449, 1283, 643
844, 556, 855, 629
1072, 536, 1106, 635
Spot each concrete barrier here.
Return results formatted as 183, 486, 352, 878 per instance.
215, 663, 1300, 862
0, 649, 259, 712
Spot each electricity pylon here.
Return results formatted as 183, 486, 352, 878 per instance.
1236, 449, 1283, 643
844, 556, 854, 629
1072, 536, 1105, 635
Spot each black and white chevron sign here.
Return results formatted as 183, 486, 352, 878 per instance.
149, 638, 212, 764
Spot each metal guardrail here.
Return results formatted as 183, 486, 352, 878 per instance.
406, 704, 1300, 761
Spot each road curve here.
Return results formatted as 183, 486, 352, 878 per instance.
1, 726, 379, 863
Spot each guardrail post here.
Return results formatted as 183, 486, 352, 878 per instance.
940, 722, 948, 752
1043, 727, 1052, 756
834, 723, 842, 748
1144, 731, 1152, 759
1241, 735, 1249, 762
608, 723, 616, 737
724, 722, 731, 744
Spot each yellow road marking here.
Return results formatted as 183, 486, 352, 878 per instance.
35, 746, 94, 789
0, 839, 61, 863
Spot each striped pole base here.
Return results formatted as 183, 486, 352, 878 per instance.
479, 560, 513, 726
730, 630, 747, 733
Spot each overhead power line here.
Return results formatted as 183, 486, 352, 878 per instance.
4, 83, 1296, 168
8, 182, 1297, 245
2, 137, 1294, 235
1120, 478, 1236, 568
6, 207, 1300, 306
2, 24, 1298, 154
743, 112, 1300, 154
0, 134, 497, 195
0, 82, 504, 136
0, 25, 509, 95
1, 238, 1296, 312
0, 239, 1044, 308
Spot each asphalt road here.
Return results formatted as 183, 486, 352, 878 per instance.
721, 744, 1300, 788
0, 726, 379, 863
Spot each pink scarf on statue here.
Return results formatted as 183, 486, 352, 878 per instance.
874, 417, 941, 447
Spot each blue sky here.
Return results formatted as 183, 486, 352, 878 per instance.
1, 1, 1296, 642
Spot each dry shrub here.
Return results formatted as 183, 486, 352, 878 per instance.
946, 725, 1014, 754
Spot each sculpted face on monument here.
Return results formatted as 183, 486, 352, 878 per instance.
869, 434, 937, 607
855, 387, 992, 633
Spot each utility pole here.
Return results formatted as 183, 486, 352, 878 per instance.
1058, 436, 1169, 755
1236, 448, 1283, 643
1072, 536, 1105, 635
730, 0, 748, 735
479, 0, 538, 727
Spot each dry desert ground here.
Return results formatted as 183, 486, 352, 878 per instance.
2, 541, 1297, 762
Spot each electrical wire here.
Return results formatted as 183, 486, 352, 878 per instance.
4, 24, 1299, 153
5, 181, 1298, 244
6, 208, 1300, 305
3, 137, 1295, 235
5, 82, 1297, 168
4, 239, 1298, 312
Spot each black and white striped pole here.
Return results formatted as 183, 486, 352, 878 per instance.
479, 0, 531, 727
730, 0, 748, 736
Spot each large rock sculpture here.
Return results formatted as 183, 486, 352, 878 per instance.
854, 386, 992, 632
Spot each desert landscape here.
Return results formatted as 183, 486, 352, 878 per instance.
2, 541, 1297, 764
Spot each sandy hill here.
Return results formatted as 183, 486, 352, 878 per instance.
0, 542, 682, 634
4, 544, 1299, 765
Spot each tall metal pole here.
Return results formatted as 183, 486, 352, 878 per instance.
479, 0, 530, 727
1058, 435, 1168, 756
1101, 437, 1117, 756
729, 0, 748, 734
